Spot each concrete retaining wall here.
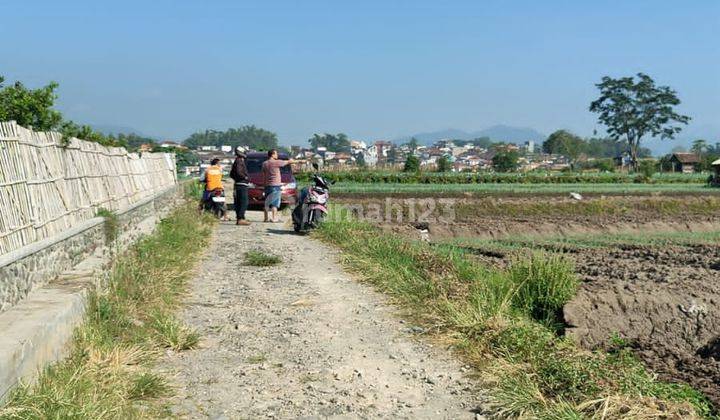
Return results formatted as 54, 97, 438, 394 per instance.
0, 184, 184, 402
0, 185, 182, 313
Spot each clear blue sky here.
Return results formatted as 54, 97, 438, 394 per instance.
1, 0, 718, 148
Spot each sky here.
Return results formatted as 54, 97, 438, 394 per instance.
1, 0, 719, 149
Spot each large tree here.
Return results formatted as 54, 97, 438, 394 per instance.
403, 155, 420, 172
0, 75, 122, 147
308, 133, 351, 152
184, 125, 278, 150
691, 139, 720, 172
492, 150, 520, 172
0, 76, 62, 131
691, 139, 708, 156
436, 155, 452, 172
117, 133, 157, 150
585, 137, 651, 159
542, 130, 587, 171
589, 73, 690, 171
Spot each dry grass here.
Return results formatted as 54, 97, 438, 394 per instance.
0, 203, 213, 419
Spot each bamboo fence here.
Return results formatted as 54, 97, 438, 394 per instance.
0, 121, 177, 256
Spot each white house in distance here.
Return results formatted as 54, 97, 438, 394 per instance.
524, 140, 535, 154
160, 140, 181, 148
350, 140, 367, 154
364, 144, 379, 166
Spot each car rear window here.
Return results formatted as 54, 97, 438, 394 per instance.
246, 158, 291, 174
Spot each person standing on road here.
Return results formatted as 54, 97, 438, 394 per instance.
230, 146, 251, 226
262, 149, 295, 223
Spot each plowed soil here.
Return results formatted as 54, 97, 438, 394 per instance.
565, 245, 720, 408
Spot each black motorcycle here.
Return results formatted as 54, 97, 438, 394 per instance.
203, 188, 227, 219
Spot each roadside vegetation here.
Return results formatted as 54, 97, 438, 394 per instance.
315, 212, 713, 418
0, 203, 212, 419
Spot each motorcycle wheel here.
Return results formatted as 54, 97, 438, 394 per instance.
213, 204, 223, 219
309, 209, 325, 228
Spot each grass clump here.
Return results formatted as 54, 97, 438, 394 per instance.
244, 250, 281, 266
96, 207, 119, 243
128, 372, 171, 400
246, 354, 267, 364
315, 212, 713, 418
507, 253, 579, 330
151, 314, 200, 351
0, 203, 213, 419
183, 179, 204, 200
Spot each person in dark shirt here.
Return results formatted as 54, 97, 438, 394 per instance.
229, 147, 251, 225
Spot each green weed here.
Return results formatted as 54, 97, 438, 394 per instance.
507, 253, 579, 329
128, 372, 170, 400
246, 354, 267, 364
96, 207, 119, 243
151, 314, 200, 351
244, 250, 281, 267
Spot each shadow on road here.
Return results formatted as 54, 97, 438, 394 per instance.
266, 228, 299, 236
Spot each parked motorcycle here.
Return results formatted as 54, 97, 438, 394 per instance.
203, 188, 227, 219
292, 164, 333, 233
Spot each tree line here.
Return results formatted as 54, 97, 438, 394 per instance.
183, 126, 279, 151
0, 75, 132, 148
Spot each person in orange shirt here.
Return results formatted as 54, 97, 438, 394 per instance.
198, 158, 228, 220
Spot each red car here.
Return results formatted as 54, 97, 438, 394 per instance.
246, 152, 298, 207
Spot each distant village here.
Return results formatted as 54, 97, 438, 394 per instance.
148, 137, 713, 177
155, 138, 579, 175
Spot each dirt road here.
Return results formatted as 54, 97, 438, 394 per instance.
160, 210, 487, 419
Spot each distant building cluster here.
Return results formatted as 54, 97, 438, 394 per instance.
176, 138, 581, 175
289, 139, 559, 171
168, 137, 715, 177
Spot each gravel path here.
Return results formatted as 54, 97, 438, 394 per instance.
161, 210, 487, 419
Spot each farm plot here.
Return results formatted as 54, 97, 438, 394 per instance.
431, 206, 720, 409
448, 235, 720, 408
336, 194, 720, 410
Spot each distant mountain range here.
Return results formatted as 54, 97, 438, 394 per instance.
395, 125, 546, 145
